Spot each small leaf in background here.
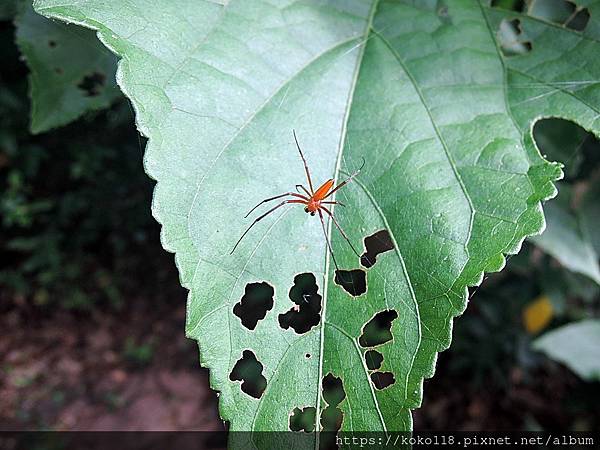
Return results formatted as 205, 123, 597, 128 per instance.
14, 0, 120, 134
522, 294, 553, 334
580, 181, 600, 256
530, 199, 600, 285
534, 320, 600, 382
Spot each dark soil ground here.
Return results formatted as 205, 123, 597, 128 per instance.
0, 289, 223, 431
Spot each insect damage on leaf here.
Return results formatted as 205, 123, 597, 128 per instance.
233, 281, 274, 330
566, 7, 590, 31
528, 0, 581, 28
229, 350, 267, 399
77, 72, 106, 97
289, 406, 316, 433
334, 269, 367, 297
498, 19, 532, 57
278, 273, 321, 334
359, 310, 399, 348
370, 371, 395, 390
490, 0, 525, 11
320, 373, 346, 439
364, 349, 384, 370
360, 229, 394, 269
492, 0, 590, 31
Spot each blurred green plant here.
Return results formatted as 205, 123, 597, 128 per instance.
123, 337, 154, 366
0, 20, 162, 310
534, 320, 600, 382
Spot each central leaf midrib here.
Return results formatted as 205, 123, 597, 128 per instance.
186, 33, 362, 225
315, 0, 382, 438
186, 34, 367, 415
198, 6, 376, 433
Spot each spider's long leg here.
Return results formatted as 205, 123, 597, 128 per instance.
231, 199, 305, 254
245, 192, 308, 218
321, 207, 361, 259
321, 201, 345, 207
317, 209, 339, 271
293, 130, 315, 194
295, 184, 312, 197
322, 157, 365, 200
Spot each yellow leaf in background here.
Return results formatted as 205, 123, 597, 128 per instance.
523, 295, 554, 334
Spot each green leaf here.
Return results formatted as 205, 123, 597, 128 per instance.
530, 191, 600, 285
15, 0, 120, 133
533, 319, 600, 381
531, 118, 589, 179
36, 0, 600, 435
581, 180, 600, 255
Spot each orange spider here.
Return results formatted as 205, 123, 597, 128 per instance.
231, 130, 363, 270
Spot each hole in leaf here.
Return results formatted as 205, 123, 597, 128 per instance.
319, 411, 342, 449
490, 0, 525, 12
320, 373, 345, 447
48, 40, 57, 47
289, 406, 316, 432
278, 273, 322, 334
371, 371, 396, 390
532, 118, 599, 181
436, 0, 451, 24
361, 229, 394, 268
493, 0, 590, 31
498, 19, 532, 57
359, 310, 398, 348
529, 0, 576, 24
334, 269, 366, 297
233, 281, 274, 330
229, 350, 266, 399
305, 353, 311, 359
365, 349, 384, 370
566, 7, 590, 31
77, 72, 106, 97
322, 373, 346, 407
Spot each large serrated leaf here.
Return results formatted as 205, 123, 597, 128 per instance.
34, 0, 600, 437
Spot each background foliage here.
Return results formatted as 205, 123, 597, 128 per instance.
0, 15, 159, 309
